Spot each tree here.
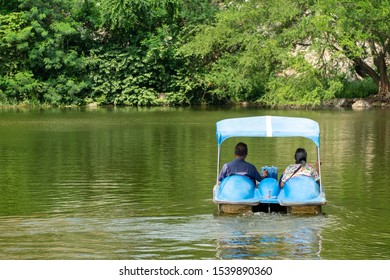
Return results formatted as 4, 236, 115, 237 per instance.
96, 0, 181, 45
311, 0, 390, 99
180, 0, 339, 105
86, 0, 219, 105
181, 0, 390, 105
0, 0, 19, 14
0, 0, 220, 106
0, 0, 91, 104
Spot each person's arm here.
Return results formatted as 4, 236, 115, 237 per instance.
254, 167, 268, 183
218, 164, 228, 183
279, 169, 287, 188
312, 166, 321, 185
260, 169, 268, 179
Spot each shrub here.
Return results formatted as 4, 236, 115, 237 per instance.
337, 78, 377, 98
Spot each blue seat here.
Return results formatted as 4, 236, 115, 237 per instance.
278, 176, 325, 206
213, 175, 261, 205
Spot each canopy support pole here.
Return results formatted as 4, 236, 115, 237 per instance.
316, 146, 324, 195
216, 145, 221, 185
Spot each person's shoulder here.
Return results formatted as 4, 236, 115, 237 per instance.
226, 159, 236, 165
306, 163, 315, 169
245, 160, 257, 168
285, 163, 297, 169
223, 160, 236, 168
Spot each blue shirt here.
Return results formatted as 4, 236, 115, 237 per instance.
218, 158, 262, 183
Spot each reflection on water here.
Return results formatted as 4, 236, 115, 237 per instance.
1, 107, 390, 259
0, 213, 326, 260
214, 213, 325, 260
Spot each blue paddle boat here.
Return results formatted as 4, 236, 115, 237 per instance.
213, 116, 326, 214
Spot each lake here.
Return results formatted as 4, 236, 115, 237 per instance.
0, 106, 389, 260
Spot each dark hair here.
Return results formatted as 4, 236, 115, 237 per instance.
294, 148, 307, 164
235, 142, 248, 157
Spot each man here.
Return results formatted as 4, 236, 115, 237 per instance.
218, 142, 267, 184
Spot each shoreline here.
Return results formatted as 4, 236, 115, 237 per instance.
320, 96, 390, 109
242, 96, 390, 110
1, 97, 390, 110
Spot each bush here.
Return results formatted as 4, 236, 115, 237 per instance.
0, 71, 44, 103
259, 69, 342, 107
337, 78, 377, 98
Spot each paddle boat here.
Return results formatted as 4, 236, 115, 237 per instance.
213, 116, 326, 214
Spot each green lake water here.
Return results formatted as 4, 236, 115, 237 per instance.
0, 107, 389, 259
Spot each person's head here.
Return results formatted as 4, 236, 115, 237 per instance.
294, 148, 307, 164
235, 142, 248, 158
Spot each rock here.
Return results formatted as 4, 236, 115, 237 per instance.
241, 101, 249, 107
335, 98, 349, 108
352, 99, 371, 110
86, 102, 98, 107
322, 98, 354, 108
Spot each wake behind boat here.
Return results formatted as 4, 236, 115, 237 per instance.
213, 116, 326, 214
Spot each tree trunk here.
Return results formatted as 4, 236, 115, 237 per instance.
378, 78, 390, 99
374, 53, 390, 99
354, 56, 390, 100
354, 58, 379, 82
370, 40, 390, 100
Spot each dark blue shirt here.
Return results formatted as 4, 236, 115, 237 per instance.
218, 158, 262, 183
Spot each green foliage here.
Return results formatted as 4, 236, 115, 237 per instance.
86, 37, 192, 106
180, 0, 313, 103
0, 11, 30, 74
337, 78, 378, 99
0, 71, 43, 103
309, 0, 390, 95
86, 47, 161, 106
1, 0, 387, 106
42, 76, 90, 105
0, 0, 20, 14
83, 0, 220, 106
0, 0, 219, 106
0, 0, 91, 105
181, 0, 389, 105
97, 0, 181, 45
260, 74, 342, 107
258, 53, 342, 106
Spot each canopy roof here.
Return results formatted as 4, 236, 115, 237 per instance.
216, 116, 320, 147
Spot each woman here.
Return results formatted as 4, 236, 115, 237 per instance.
280, 148, 320, 188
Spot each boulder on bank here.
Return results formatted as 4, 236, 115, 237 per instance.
352, 99, 371, 110
322, 98, 355, 108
